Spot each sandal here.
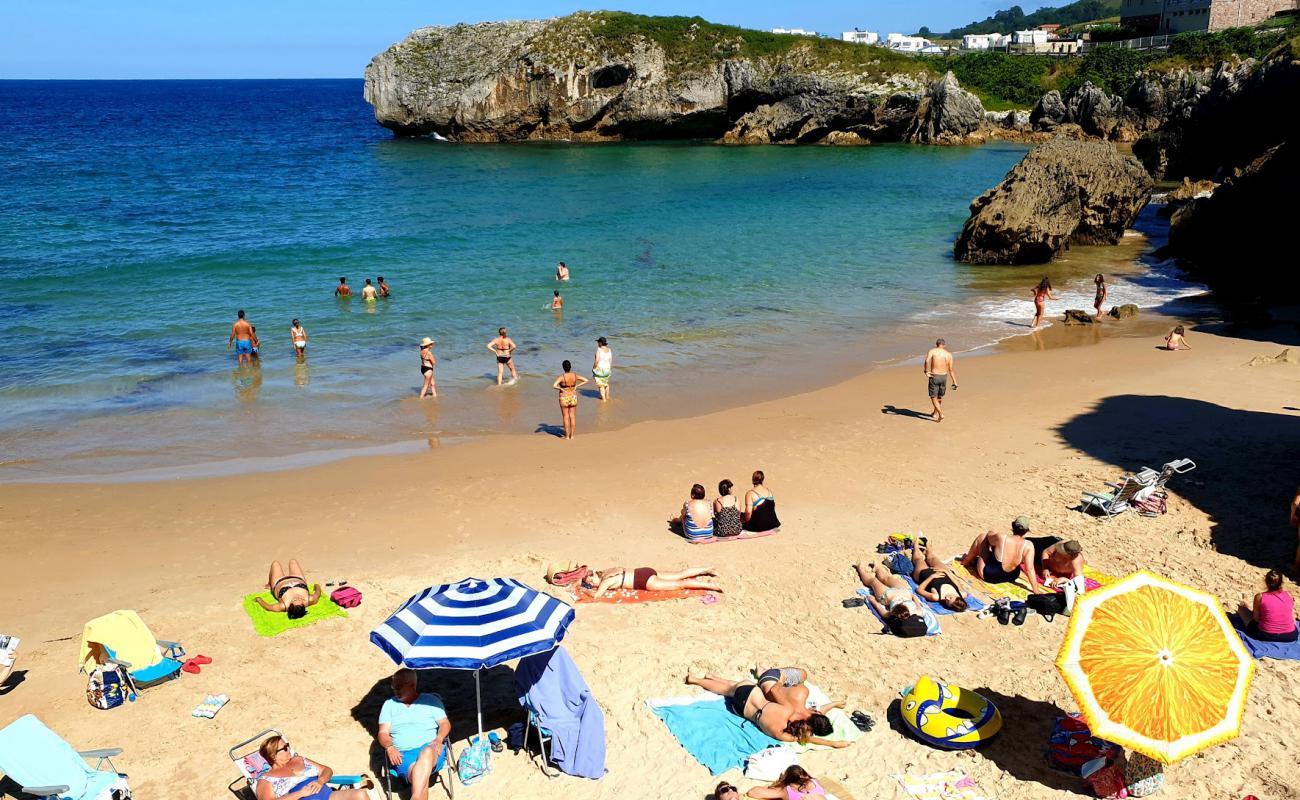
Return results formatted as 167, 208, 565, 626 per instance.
182, 660, 201, 674
1012, 606, 1029, 626
850, 710, 875, 732
842, 597, 865, 608
191, 655, 212, 666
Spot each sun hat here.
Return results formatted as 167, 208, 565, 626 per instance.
420, 337, 434, 347
1012, 516, 1031, 534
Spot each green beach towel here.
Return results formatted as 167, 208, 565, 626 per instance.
242, 587, 347, 637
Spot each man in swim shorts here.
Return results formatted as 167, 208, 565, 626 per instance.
487, 327, 518, 385
335, 277, 350, 297
228, 309, 254, 367
378, 276, 390, 297
361, 279, 378, 301
924, 338, 957, 423
378, 669, 450, 800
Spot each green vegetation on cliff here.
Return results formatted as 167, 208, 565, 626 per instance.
934, 0, 1120, 39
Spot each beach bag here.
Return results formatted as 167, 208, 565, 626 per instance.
887, 552, 915, 575
886, 616, 929, 638
1125, 753, 1164, 797
1028, 592, 1068, 617
86, 663, 132, 710
457, 735, 492, 786
330, 586, 362, 608
1046, 716, 1120, 775
1084, 762, 1128, 799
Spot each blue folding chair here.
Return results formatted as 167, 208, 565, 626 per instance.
521, 693, 557, 778
104, 640, 185, 690
377, 740, 456, 800
0, 714, 129, 800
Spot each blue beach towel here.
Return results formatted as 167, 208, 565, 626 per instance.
646, 696, 779, 775
1229, 613, 1300, 660
856, 588, 941, 635
900, 575, 986, 615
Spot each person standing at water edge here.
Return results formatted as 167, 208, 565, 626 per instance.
924, 338, 957, 422
250, 326, 261, 361
418, 337, 437, 399
1031, 277, 1057, 328
228, 309, 254, 366
362, 279, 378, 301
553, 359, 588, 440
335, 277, 350, 297
487, 327, 518, 385
1093, 274, 1107, 317
556, 261, 570, 281
592, 336, 612, 401
378, 276, 390, 298
290, 319, 307, 358
551, 290, 563, 310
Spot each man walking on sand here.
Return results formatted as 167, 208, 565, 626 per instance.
228, 309, 254, 367
924, 338, 957, 422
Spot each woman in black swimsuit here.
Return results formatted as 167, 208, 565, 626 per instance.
909, 538, 969, 612
418, 337, 437, 399
255, 559, 321, 619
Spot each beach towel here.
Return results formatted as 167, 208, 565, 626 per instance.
79, 609, 163, 673
1229, 614, 1300, 660
242, 588, 347, 637
900, 575, 986, 615
891, 770, 987, 800
784, 682, 861, 751
575, 587, 708, 604
515, 646, 607, 779
647, 695, 779, 775
191, 694, 229, 719
689, 529, 777, 545
856, 588, 941, 636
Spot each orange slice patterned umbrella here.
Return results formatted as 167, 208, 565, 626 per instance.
1056, 570, 1255, 764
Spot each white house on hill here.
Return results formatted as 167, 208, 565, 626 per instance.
841, 29, 880, 44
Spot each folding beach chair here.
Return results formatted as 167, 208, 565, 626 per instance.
521, 692, 558, 778
1134, 458, 1196, 491
79, 610, 184, 691
376, 740, 456, 800
228, 728, 371, 799
1080, 474, 1151, 518
0, 714, 130, 800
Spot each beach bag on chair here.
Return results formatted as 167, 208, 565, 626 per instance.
86, 663, 133, 710
457, 735, 492, 786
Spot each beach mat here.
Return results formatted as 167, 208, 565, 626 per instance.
576, 588, 707, 604
688, 529, 778, 545
647, 695, 779, 775
856, 588, 940, 636
891, 770, 987, 800
242, 587, 347, 637
1229, 613, 1300, 660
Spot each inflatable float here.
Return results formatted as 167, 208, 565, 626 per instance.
900, 675, 1002, 749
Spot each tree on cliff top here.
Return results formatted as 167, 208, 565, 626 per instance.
933, 0, 1121, 38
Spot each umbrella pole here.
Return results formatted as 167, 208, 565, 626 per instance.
475, 669, 484, 741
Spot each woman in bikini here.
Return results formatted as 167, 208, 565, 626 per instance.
745, 765, 829, 800
551, 359, 588, 440
960, 517, 1046, 592
1031, 277, 1058, 328
855, 562, 935, 637
255, 559, 321, 620
418, 337, 437, 399
684, 673, 846, 748
1093, 274, 1107, 317
290, 319, 308, 359
908, 538, 969, 612
1164, 325, 1191, 351
743, 470, 781, 532
548, 564, 722, 598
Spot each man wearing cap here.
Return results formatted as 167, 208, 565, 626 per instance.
960, 516, 1046, 592
924, 338, 957, 422
592, 336, 612, 401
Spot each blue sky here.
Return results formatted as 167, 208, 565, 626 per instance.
1, 1, 1055, 79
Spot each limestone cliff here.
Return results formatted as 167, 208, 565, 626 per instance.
363, 13, 987, 145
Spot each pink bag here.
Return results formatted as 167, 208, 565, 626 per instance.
330, 586, 362, 608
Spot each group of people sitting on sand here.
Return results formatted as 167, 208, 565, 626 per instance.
671, 471, 782, 541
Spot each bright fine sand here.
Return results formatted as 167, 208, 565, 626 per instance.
4, 316, 1300, 799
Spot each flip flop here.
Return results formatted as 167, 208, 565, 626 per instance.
182, 660, 201, 674
842, 597, 866, 608
850, 710, 875, 732
191, 655, 213, 665
1012, 607, 1029, 626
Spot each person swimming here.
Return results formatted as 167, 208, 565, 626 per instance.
551, 290, 563, 310
335, 277, 350, 297
377, 276, 390, 297
556, 262, 570, 281
361, 279, 378, 301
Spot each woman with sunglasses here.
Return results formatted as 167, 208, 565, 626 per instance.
255, 735, 371, 800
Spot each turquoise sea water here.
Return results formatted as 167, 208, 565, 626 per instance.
0, 80, 1198, 480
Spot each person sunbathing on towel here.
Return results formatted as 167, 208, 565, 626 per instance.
959, 517, 1046, 593
546, 562, 721, 597
753, 665, 844, 722
855, 562, 934, 637
685, 672, 847, 748
908, 538, 969, 612
255, 559, 322, 619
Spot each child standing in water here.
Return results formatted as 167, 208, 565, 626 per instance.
551, 290, 563, 310
1093, 274, 1107, 317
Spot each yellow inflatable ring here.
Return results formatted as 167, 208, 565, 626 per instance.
900, 675, 1002, 749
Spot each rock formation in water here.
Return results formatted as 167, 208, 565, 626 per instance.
363, 13, 989, 145
953, 138, 1152, 265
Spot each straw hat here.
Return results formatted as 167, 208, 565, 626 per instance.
420, 337, 434, 347
546, 561, 579, 584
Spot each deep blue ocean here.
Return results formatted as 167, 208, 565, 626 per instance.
0, 80, 1198, 479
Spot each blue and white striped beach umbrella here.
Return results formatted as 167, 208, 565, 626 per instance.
370, 577, 576, 735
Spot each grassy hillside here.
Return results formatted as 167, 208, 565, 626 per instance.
934, 0, 1121, 38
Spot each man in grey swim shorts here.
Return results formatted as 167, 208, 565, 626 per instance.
924, 338, 957, 423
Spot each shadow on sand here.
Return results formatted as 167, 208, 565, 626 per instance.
882, 405, 935, 422
970, 688, 1080, 794
534, 423, 565, 438
1057, 394, 1300, 570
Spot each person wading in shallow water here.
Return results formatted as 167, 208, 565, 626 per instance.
228, 309, 254, 367
487, 327, 518, 385
923, 338, 957, 422
335, 277, 350, 297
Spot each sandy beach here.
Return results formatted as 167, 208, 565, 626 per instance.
4, 311, 1300, 800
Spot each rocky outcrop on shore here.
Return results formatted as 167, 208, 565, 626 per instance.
953, 138, 1152, 265
363, 14, 991, 145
